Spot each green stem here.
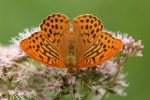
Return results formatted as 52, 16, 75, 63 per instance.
98, 62, 121, 100
110, 61, 122, 86
4, 70, 10, 100
110, 52, 126, 86
100, 53, 126, 100
101, 91, 108, 100
4, 66, 13, 100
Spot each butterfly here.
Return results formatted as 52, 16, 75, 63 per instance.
20, 13, 122, 73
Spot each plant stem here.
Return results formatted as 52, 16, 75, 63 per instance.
101, 91, 108, 100
101, 53, 125, 100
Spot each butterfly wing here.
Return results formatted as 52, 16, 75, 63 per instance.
20, 13, 70, 68
73, 14, 122, 68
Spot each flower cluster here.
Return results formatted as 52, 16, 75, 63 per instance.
0, 28, 143, 100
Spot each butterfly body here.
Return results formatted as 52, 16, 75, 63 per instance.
65, 43, 77, 72
20, 13, 122, 73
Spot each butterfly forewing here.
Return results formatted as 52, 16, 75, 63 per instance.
40, 13, 70, 60
73, 14, 103, 61
20, 13, 71, 68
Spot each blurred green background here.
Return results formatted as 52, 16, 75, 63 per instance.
0, 0, 149, 100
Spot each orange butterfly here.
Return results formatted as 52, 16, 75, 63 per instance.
20, 13, 122, 72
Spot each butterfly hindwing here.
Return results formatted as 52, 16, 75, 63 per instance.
20, 13, 72, 68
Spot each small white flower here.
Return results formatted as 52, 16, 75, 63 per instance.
74, 91, 85, 100
7, 90, 16, 95
8, 89, 19, 100
99, 60, 118, 77
111, 87, 127, 96
1, 98, 8, 100
0, 91, 3, 97
116, 80, 129, 87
